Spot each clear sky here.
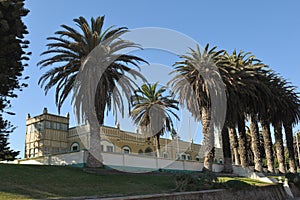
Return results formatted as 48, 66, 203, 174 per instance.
6, 0, 300, 158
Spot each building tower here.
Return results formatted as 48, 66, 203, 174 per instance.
24, 108, 69, 158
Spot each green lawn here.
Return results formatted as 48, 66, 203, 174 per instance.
0, 164, 175, 199
0, 164, 273, 200
218, 177, 272, 186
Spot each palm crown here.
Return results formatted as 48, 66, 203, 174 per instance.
38, 16, 147, 124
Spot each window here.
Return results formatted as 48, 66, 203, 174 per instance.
52, 147, 59, 153
40, 121, 44, 131
106, 146, 114, 152
52, 122, 58, 129
122, 146, 131, 154
27, 124, 34, 133
43, 147, 50, 155
145, 147, 153, 156
181, 154, 186, 160
45, 121, 51, 129
34, 148, 39, 157
187, 154, 191, 160
138, 149, 143, 155
70, 142, 80, 152
29, 149, 33, 157
61, 123, 68, 131
163, 152, 168, 158
100, 145, 104, 152
195, 156, 200, 161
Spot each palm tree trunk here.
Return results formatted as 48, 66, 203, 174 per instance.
85, 84, 105, 168
249, 114, 263, 172
274, 121, 286, 173
284, 122, 296, 173
222, 124, 232, 172
238, 116, 248, 168
260, 119, 275, 173
228, 126, 240, 165
86, 122, 103, 168
156, 134, 160, 158
86, 109, 103, 168
202, 106, 214, 171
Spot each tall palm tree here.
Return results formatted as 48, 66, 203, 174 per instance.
38, 16, 147, 167
278, 79, 300, 173
267, 73, 288, 173
169, 44, 227, 171
130, 83, 179, 157
228, 125, 240, 165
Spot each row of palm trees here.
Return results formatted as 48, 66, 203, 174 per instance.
169, 44, 300, 173
37, 16, 300, 173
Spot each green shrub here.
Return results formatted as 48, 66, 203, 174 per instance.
285, 173, 300, 189
174, 172, 222, 192
224, 180, 252, 189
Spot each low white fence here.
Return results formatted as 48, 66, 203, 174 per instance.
14, 150, 224, 172
102, 152, 224, 172
17, 150, 86, 167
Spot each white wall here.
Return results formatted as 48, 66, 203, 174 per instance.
102, 152, 222, 172
18, 150, 85, 166
16, 150, 224, 173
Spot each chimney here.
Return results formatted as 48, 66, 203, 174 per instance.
43, 107, 48, 114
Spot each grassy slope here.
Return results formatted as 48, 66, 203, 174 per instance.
0, 164, 175, 199
0, 164, 273, 200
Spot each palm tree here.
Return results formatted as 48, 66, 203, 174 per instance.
267, 73, 288, 173
130, 83, 179, 157
278, 78, 300, 173
262, 72, 299, 173
228, 125, 240, 165
38, 16, 147, 167
169, 44, 227, 171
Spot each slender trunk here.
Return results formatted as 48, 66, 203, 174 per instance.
202, 106, 214, 171
238, 115, 248, 167
260, 119, 275, 173
284, 122, 296, 173
249, 114, 263, 172
274, 121, 286, 173
222, 124, 232, 172
86, 123, 103, 168
156, 134, 160, 158
228, 126, 240, 165
85, 84, 105, 168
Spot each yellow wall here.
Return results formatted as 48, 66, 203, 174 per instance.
25, 110, 223, 163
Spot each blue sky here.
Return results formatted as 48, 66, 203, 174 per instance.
6, 0, 300, 157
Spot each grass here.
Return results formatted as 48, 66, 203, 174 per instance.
0, 164, 175, 199
218, 177, 273, 186
0, 164, 273, 199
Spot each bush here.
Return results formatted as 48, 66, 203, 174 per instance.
285, 173, 300, 189
174, 172, 222, 192
224, 180, 252, 189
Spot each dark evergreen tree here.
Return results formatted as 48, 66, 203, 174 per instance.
0, 116, 19, 161
0, 0, 30, 160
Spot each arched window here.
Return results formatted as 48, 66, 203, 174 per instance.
195, 156, 200, 161
145, 147, 154, 156
70, 142, 80, 152
122, 146, 131, 154
100, 140, 115, 153
138, 149, 143, 155
186, 154, 191, 160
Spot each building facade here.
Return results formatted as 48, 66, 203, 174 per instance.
25, 108, 223, 164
